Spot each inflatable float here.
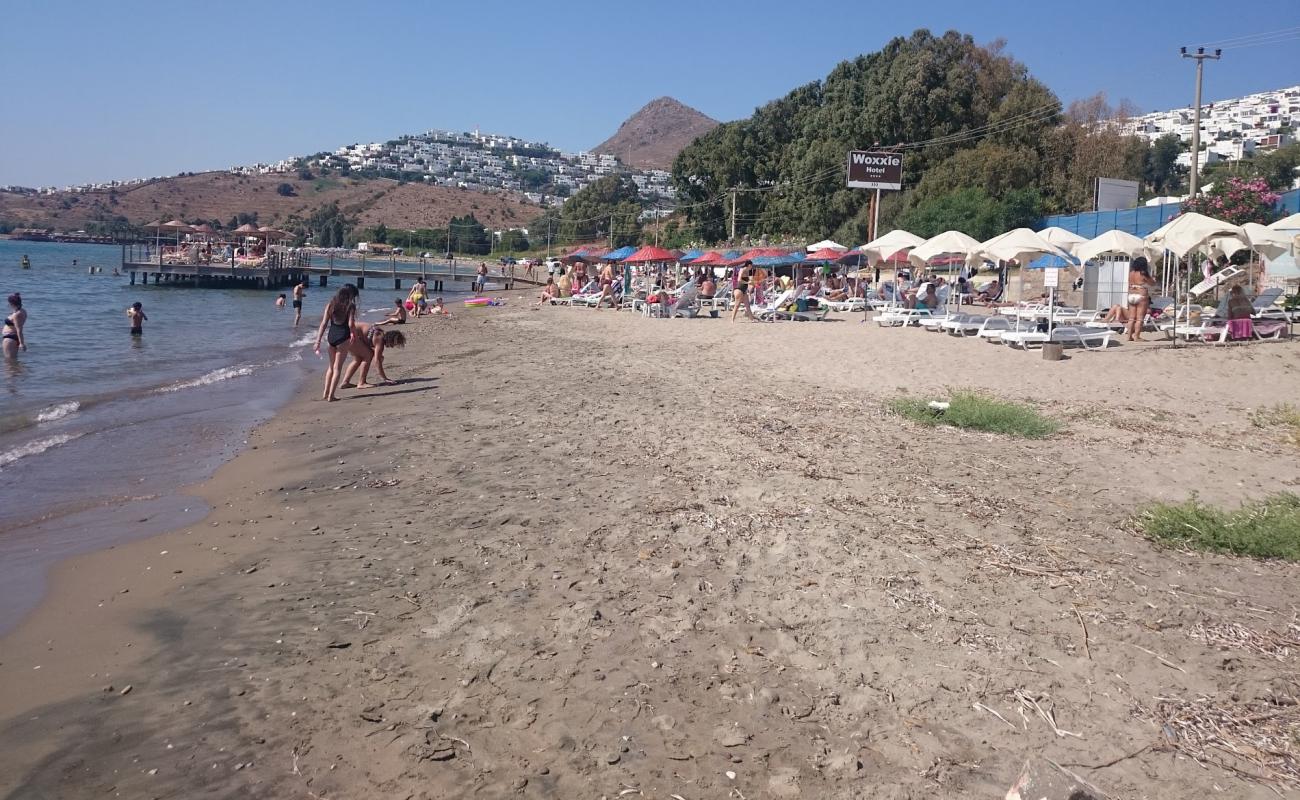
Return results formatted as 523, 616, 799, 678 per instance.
463, 297, 505, 307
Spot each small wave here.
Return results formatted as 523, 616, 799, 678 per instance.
0, 432, 84, 469
35, 401, 80, 423
291, 332, 316, 347
159, 365, 256, 393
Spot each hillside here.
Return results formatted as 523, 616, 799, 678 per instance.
592, 97, 719, 171
0, 172, 538, 233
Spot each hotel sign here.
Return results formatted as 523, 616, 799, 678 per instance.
846, 150, 903, 190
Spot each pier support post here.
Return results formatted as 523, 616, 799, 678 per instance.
356, 277, 365, 290
142, 272, 148, 285
319, 275, 328, 287
130, 271, 136, 285
394, 278, 401, 290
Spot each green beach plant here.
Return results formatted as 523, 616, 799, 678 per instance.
1249, 403, 1300, 447
1137, 493, 1300, 561
887, 391, 1060, 439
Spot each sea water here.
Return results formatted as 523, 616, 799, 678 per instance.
0, 239, 435, 632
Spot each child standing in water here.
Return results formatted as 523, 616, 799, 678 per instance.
127, 302, 147, 335
276, 293, 287, 309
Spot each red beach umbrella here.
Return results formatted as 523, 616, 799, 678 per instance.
623, 246, 679, 263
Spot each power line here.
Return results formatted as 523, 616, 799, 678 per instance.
1194, 25, 1300, 48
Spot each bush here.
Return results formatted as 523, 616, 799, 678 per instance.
887, 390, 1060, 439
1137, 493, 1300, 561
276, 182, 296, 197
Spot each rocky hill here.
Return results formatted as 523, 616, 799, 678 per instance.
0, 172, 538, 233
593, 97, 719, 171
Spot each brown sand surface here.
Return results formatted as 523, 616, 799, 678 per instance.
2, 301, 1299, 799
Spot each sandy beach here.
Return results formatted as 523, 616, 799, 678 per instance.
2, 296, 1299, 799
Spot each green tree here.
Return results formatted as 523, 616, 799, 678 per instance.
448, 214, 490, 254
1143, 134, 1185, 195
498, 229, 530, 252
532, 175, 644, 248
276, 182, 296, 197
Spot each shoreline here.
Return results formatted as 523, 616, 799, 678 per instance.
3, 296, 1299, 798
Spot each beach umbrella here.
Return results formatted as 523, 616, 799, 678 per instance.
623, 246, 679, 263
1144, 212, 1243, 259
1037, 226, 1087, 255
806, 239, 848, 252
1241, 222, 1293, 260
980, 228, 1075, 266
1268, 212, 1300, 232
600, 245, 638, 261
908, 230, 983, 269
1145, 213, 1245, 343
679, 248, 704, 263
688, 251, 726, 265
981, 228, 1078, 333
1074, 229, 1146, 263
806, 247, 847, 262
858, 229, 925, 267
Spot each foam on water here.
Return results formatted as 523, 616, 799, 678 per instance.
35, 401, 81, 424
159, 365, 257, 393
0, 433, 84, 470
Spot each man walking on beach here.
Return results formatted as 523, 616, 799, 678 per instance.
292, 280, 307, 327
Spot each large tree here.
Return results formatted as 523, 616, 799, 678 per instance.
530, 174, 644, 249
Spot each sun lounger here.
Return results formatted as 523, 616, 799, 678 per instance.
942, 314, 991, 336
819, 297, 867, 313
1002, 325, 1113, 350
875, 307, 936, 327
973, 316, 1016, 341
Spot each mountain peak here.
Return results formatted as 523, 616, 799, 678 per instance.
593, 97, 719, 171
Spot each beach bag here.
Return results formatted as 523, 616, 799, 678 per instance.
795, 298, 809, 312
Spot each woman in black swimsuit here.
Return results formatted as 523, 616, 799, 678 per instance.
314, 284, 358, 401
3, 293, 26, 360
730, 261, 756, 322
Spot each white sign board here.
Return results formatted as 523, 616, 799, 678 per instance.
1043, 268, 1060, 288
1094, 177, 1140, 212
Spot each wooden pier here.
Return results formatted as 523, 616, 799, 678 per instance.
120, 245, 541, 292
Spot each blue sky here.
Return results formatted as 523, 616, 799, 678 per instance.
2, 0, 1296, 186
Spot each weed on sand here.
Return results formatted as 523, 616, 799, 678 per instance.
1138, 493, 1300, 561
888, 391, 1060, 439
1249, 403, 1300, 446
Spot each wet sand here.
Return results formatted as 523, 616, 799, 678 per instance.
2, 297, 1299, 799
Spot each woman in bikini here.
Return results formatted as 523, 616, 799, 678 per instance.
592, 263, 616, 311
730, 261, 756, 322
314, 284, 358, 401
3, 293, 27, 360
1125, 257, 1155, 342
342, 322, 406, 388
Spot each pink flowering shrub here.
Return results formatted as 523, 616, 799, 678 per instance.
1182, 177, 1281, 225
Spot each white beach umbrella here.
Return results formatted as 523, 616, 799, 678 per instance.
907, 230, 983, 269
1267, 212, 1300, 232
1236, 223, 1291, 260
1074, 229, 1146, 263
858, 229, 925, 266
806, 239, 848, 252
1143, 212, 1243, 258
1037, 226, 1087, 255
979, 228, 1075, 266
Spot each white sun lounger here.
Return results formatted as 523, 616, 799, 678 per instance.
875, 307, 936, 327
973, 316, 1015, 341
1002, 325, 1114, 350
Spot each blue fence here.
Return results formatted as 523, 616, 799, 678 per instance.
1041, 187, 1300, 238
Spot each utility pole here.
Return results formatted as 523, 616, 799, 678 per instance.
609, 214, 615, 248
546, 219, 552, 259
729, 188, 737, 243
1180, 46, 1221, 198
